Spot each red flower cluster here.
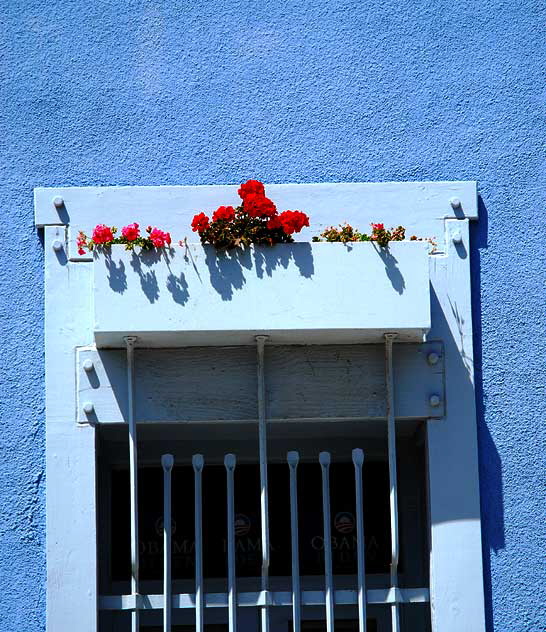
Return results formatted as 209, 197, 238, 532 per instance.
212, 206, 236, 222
121, 222, 140, 241
149, 227, 171, 248
237, 179, 265, 198
277, 210, 310, 234
190, 180, 310, 249
92, 224, 114, 244
77, 223, 172, 254
191, 212, 210, 233
243, 194, 277, 218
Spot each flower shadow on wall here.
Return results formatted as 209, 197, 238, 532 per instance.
104, 251, 128, 294
104, 247, 187, 306
338, 239, 405, 295
130, 251, 160, 304
376, 247, 405, 295
203, 243, 315, 302
127, 248, 190, 306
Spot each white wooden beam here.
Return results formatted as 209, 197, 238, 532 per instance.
427, 219, 486, 631
44, 226, 97, 630
76, 342, 445, 424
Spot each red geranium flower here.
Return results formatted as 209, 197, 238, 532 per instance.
238, 179, 265, 199
212, 205, 236, 222
266, 217, 282, 230
149, 228, 171, 248
191, 212, 210, 233
372, 223, 384, 232
92, 224, 114, 244
121, 222, 140, 241
243, 194, 277, 218
278, 210, 310, 234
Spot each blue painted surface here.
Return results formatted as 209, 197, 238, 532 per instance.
1, 1, 544, 631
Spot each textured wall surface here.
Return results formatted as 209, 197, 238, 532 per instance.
1, 1, 544, 630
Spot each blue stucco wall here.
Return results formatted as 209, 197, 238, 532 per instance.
1, 1, 544, 630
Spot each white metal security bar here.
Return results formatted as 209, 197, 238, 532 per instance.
225, 453, 237, 632
193, 453, 205, 632
319, 452, 335, 632
385, 333, 400, 632
256, 335, 271, 632
125, 336, 140, 632
287, 451, 301, 632
352, 448, 367, 632
161, 454, 174, 632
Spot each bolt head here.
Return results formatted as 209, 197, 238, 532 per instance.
429, 394, 441, 408
427, 352, 440, 365
52, 240, 63, 252
452, 230, 463, 244
450, 197, 461, 209
52, 196, 64, 208
83, 359, 94, 372
83, 402, 94, 414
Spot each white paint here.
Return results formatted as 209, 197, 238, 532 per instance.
93, 242, 431, 347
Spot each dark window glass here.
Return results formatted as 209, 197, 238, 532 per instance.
111, 462, 390, 581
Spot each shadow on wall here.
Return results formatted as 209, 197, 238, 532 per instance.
103, 241, 407, 305
472, 196, 503, 632
203, 243, 315, 301
105, 243, 317, 303
105, 247, 179, 303
376, 246, 405, 295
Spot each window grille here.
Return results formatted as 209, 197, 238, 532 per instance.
98, 335, 430, 632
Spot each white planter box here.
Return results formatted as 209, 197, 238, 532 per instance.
93, 242, 431, 347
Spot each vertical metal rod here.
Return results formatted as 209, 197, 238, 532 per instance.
193, 454, 205, 632
352, 448, 367, 632
319, 452, 334, 632
385, 333, 400, 632
162, 454, 174, 632
287, 451, 301, 632
125, 335, 140, 632
225, 454, 237, 632
256, 335, 270, 632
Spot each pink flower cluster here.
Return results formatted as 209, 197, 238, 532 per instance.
121, 222, 140, 241
149, 227, 171, 248
77, 222, 171, 254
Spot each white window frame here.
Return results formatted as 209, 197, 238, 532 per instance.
36, 180, 486, 631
